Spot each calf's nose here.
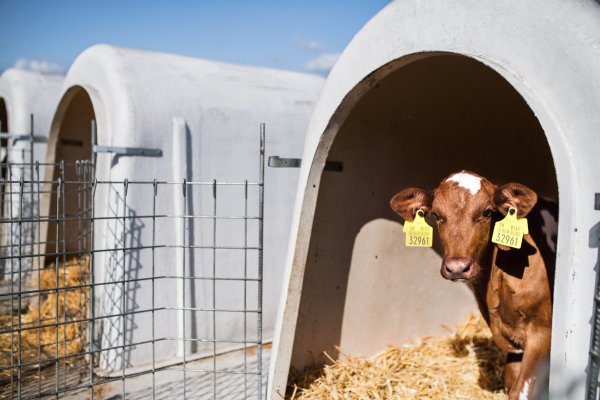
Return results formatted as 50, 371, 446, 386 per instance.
443, 258, 472, 275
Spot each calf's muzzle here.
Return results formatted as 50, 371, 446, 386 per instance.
441, 257, 477, 281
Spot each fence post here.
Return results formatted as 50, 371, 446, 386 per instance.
258, 123, 265, 399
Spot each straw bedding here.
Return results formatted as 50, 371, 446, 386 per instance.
0, 257, 89, 377
286, 314, 506, 400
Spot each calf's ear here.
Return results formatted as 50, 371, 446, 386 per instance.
493, 183, 537, 218
390, 188, 434, 221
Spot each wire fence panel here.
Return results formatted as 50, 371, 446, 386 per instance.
0, 125, 266, 399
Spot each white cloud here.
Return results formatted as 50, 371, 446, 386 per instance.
13, 57, 65, 74
293, 36, 328, 53
304, 53, 341, 73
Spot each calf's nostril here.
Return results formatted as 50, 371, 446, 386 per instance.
445, 265, 452, 273
462, 264, 471, 273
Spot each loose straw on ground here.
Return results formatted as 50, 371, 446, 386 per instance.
0, 257, 89, 378
286, 314, 506, 400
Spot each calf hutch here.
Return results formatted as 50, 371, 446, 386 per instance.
31, 44, 324, 392
268, 1, 600, 399
0, 68, 64, 166
0, 69, 64, 279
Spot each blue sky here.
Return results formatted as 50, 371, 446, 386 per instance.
0, 0, 391, 77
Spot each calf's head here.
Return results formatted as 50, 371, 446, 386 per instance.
391, 171, 537, 282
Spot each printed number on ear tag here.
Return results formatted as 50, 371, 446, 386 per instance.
403, 210, 433, 247
491, 207, 529, 249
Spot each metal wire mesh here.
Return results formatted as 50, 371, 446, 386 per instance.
0, 125, 266, 399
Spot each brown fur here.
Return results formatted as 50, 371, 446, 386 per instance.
391, 171, 556, 400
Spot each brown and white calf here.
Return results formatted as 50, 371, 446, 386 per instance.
391, 171, 557, 400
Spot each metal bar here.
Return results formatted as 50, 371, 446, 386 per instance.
89, 177, 97, 400
0, 133, 47, 143
258, 123, 265, 399
159, 337, 262, 345
122, 179, 128, 398
244, 179, 248, 399
0, 274, 262, 299
92, 145, 162, 157
152, 179, 157, 400
29, 115, 34, 292
91, 120, 95, 164
0, 214, 262, 225
54, 178, 60, 399
0, 305, 263, 337
0, 179, 261, 186
9, 367, 264, 400
28, 116, 40, 397
18, 178, 23, 399
212, 178, 217, 399
163, 367, 261, 374
267, 156, 301, 168
0, 244, 262, 263
76, 162, 83, 357
0, 336, 264, 369
182, 178, 187, 400
162, 306, 261, 313
268, 155, 343, 171
8, 161, 14, 400
35, 161, 41, 397
60, 161, 67, 392
0, 307, 261, 339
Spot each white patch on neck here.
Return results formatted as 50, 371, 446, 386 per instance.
446, 171, 482, 195
519, 380, 530, 400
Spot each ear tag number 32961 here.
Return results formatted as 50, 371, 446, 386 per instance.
491, 207, 528, 249
403, 210, 433, 247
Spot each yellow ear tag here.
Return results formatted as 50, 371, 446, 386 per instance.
403, 210, 433, 247
491, 207, 528, 249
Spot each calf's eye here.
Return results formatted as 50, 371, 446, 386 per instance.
483, 209, 492, 217
432, 212, 439, 220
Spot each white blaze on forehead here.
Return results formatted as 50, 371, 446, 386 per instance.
446, 172, 482, 195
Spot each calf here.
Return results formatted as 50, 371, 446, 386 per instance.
391, 171, 557, 400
